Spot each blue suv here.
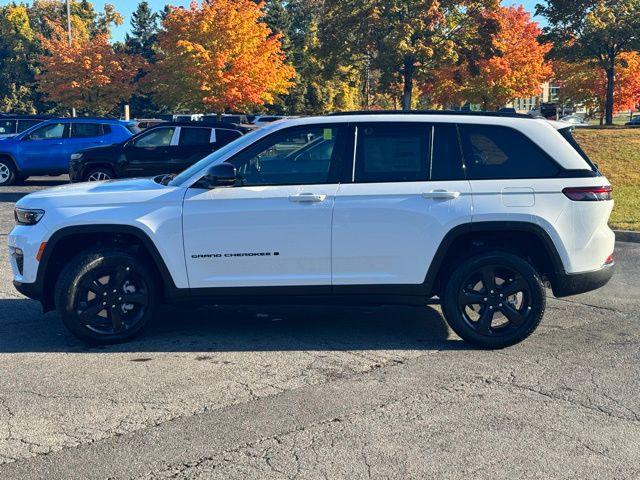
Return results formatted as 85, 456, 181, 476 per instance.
0, 118, 137, 185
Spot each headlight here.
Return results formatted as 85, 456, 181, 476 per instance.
15, 208, 45, 225
70, 153, 83, 160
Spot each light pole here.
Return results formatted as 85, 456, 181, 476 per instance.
65, 0, 76, 117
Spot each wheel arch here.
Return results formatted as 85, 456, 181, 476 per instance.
37, 224, 178, 311
425, 221, 566, 296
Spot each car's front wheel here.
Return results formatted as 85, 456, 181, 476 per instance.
0, 159, 17, 186
442, 251, 545, 349
55, 248, 158, 344
84, 166, 115, 182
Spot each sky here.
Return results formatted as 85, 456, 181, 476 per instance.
1, 0, 543, 43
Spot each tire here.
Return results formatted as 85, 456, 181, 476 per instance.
83, 166, 115, 182
442, 251, 545, 349
54, 248, 158, 344
0, 159, 17, 186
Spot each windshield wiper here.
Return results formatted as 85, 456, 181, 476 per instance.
155, 173, 176, 186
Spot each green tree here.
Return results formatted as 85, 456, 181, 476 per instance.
537, 0, 640, 125
125, 1, 158, 61
0, 5, 39, 113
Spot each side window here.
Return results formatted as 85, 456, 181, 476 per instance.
431, 124, 465, 181
0, 120, 15, 134
179, 127, 212, 146
215, 129, 242, 146
28, 122, 68, 140
17, 120, 41, 133
228, 125, 347, 186
132, 127, 176, 147
71, 123, 104, 138
102, 124, 112, 135
354, 124, 429, 183
459, 125, 559, 179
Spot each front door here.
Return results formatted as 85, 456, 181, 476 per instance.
120, 126, 176, 177
18, 122, 71, 173
331, 123, 473, 291
182, 124, 352, 290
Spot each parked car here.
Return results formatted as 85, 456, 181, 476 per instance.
560, 115, 589, 127
0, 115, 52, 140
201, 115, 254, 133
131, 119, 165, 130
625, 116, 640, 127
10, 111, 614, 346
69, 122, 244, 182
252, 115, 287, 128
0, 118, 137, 186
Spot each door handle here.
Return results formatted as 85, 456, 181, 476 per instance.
421, 189, 460, 200
288, 193, 326, 203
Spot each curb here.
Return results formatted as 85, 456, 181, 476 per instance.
614, 230, 640, 243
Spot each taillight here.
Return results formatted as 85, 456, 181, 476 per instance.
562, 185, 613, 201
605, 253, 614, 265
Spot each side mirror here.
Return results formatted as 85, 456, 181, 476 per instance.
202, 162, 237, 188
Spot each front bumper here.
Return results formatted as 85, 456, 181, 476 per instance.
551, 262, 614, 298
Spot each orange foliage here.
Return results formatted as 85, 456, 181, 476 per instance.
37, 25, 144, 114
553, 52, 640, 114
145, 0, 295, 113
423, 6, 551, 109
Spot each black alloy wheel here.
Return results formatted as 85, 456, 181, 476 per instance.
443, 251, 545, 348
55, 248, 158, 343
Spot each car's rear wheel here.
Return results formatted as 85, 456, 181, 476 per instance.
84, 167, 114, 182
442, 251, 545, 349
0, 159, 17, 186
55, 248, 158, 344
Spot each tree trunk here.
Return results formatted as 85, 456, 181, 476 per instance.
605, 65, 615, 125
401, 55, 414, 111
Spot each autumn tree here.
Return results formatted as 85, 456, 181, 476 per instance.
537, 0, 640, 125
320, 0, 499, 111
554, 53, 640, 121
423, 6, 551, 110
145, 0, 295, 115
37, 25, 144, 115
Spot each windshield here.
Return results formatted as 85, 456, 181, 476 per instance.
169, 126, 272, 186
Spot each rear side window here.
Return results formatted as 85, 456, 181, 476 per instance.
71, 123, 104, 138
355, 124, 429, 183
179, 127, 212, 146
431, 124, 465, 181
459, 125, 559, 179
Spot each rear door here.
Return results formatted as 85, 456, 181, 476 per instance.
331, 122, 472, 290
70, 123, 109, 154
173, 126, 215, 172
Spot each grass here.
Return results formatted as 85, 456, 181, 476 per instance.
573, 128, 640, 230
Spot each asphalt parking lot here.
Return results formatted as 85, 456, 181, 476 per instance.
0, 177, 639, 479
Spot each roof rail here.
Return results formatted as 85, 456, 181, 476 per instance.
327, 109, 534, 119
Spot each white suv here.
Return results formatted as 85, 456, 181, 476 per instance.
8, 112, 615, 348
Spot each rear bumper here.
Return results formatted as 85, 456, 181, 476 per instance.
551, 262, 614, 298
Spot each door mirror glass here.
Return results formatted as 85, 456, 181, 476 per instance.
201, 162, 237, 188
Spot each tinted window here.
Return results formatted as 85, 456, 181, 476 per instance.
102, 124, 112, 134
215, 129, 242, 146
355, 124, 429, 183
17, 119, 41, 133
229, 125, 347, 186
29, 122, 67, 140
431, 124, 465, 181
133, 127, 176, 147
179, 127, 211, 146
0, 120, 16, 134
71, 123, 104, 138
459, 125, 559, 179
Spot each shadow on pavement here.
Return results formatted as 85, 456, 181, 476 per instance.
0, 299, 466, 353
